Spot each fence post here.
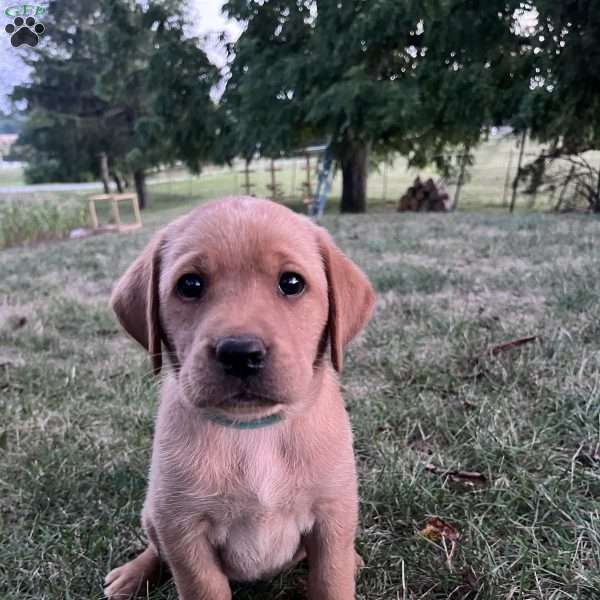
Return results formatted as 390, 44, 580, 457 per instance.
266, 158, 283, 200
502, 148, 514, 207
242, 159, 255, 196
303, 153, 312, 199
509, 129, 527, 213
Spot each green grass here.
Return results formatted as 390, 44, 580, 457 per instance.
0, 165, 25, 186
6, 135, 599, 250
2, 202, 600, 599
0, 195, 88, 249
146, 144, 523, 213
4, 134, 599, 251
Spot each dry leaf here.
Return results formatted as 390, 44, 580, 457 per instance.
0, 350, 25, 369
488, 335, 537, 356
420, 517, 461, 571
419, 517, 460, 542
425, 463, 487, 487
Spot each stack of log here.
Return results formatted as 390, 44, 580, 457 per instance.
398, 177, 452, 212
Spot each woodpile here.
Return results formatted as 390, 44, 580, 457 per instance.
398, 177, 452, 212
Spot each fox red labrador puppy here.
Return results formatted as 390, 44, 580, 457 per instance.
105, 197, 375, 600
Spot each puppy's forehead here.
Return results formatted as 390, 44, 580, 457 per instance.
164, 198, 320, 270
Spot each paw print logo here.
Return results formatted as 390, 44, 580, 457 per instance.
5, 16, 45, 48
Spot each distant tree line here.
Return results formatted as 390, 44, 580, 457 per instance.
11, 0, 600, 212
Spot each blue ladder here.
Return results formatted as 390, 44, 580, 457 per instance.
309, 145, 335, 218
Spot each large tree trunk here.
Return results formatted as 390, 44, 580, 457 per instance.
134, 169, 147, 210
340, 141, 368, 213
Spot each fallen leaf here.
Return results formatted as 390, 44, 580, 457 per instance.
419, 517, 460, 542
488, 335, 537, 356
420, 517, 461, 571
425, 463, 487, 487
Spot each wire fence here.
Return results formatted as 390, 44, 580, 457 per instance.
146, 135, 599, 213
3, 135, 599, 214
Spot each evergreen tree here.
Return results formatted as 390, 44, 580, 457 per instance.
13, 0, 110, 183
13, 0, 219, 208
223, 0, 530, 212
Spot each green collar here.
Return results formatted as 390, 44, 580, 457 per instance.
205, 412, 284, 430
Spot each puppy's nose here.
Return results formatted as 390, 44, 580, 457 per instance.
214, 336, 267, 378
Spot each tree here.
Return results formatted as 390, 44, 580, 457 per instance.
513, 1, 600, 212
405, 2, 532, 166
13, 0, 111, 183
220, 0, 316, 164
223, 0, 416, 212
13, 0, 219, 208
223, 0, 531, 213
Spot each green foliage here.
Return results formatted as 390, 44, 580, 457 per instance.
221, 0, 316, 160
222, 1, 532, 209
504, 1, 600, 210
13, 0, 219, 185
524, 1, 600, 152
13, 0, 112, 183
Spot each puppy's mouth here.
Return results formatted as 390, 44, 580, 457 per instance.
214, 393, 280, 415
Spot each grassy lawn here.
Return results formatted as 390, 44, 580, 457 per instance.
0, 165, 25, 187
2, 202, 600, 599
5, 135, 591, 248
7, 135, 599, 249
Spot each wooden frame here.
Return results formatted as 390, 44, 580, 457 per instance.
88, 193, 142, 232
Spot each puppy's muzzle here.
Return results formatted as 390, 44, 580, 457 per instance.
214, 335, 267, 379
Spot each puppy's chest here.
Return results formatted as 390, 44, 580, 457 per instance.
187, 438, 314, 580
211, 464, 293, 514
210, 476, 313, 580
200, 446, 312, 526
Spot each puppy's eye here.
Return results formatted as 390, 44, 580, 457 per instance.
279, 272, 305, 296
176, 273, 204, 299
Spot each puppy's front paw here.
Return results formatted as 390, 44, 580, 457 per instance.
104, 564, 145, 599
104, 547, 161, 599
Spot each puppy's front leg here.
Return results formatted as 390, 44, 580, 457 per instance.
163, 533, 231, 600
304, 505, 359, 600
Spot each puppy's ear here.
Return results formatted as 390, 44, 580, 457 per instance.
110, 232, 164, 374
317, 228, 375, 373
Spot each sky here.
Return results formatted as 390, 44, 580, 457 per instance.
0, 0, 242, 113
188, 0, 243, 68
